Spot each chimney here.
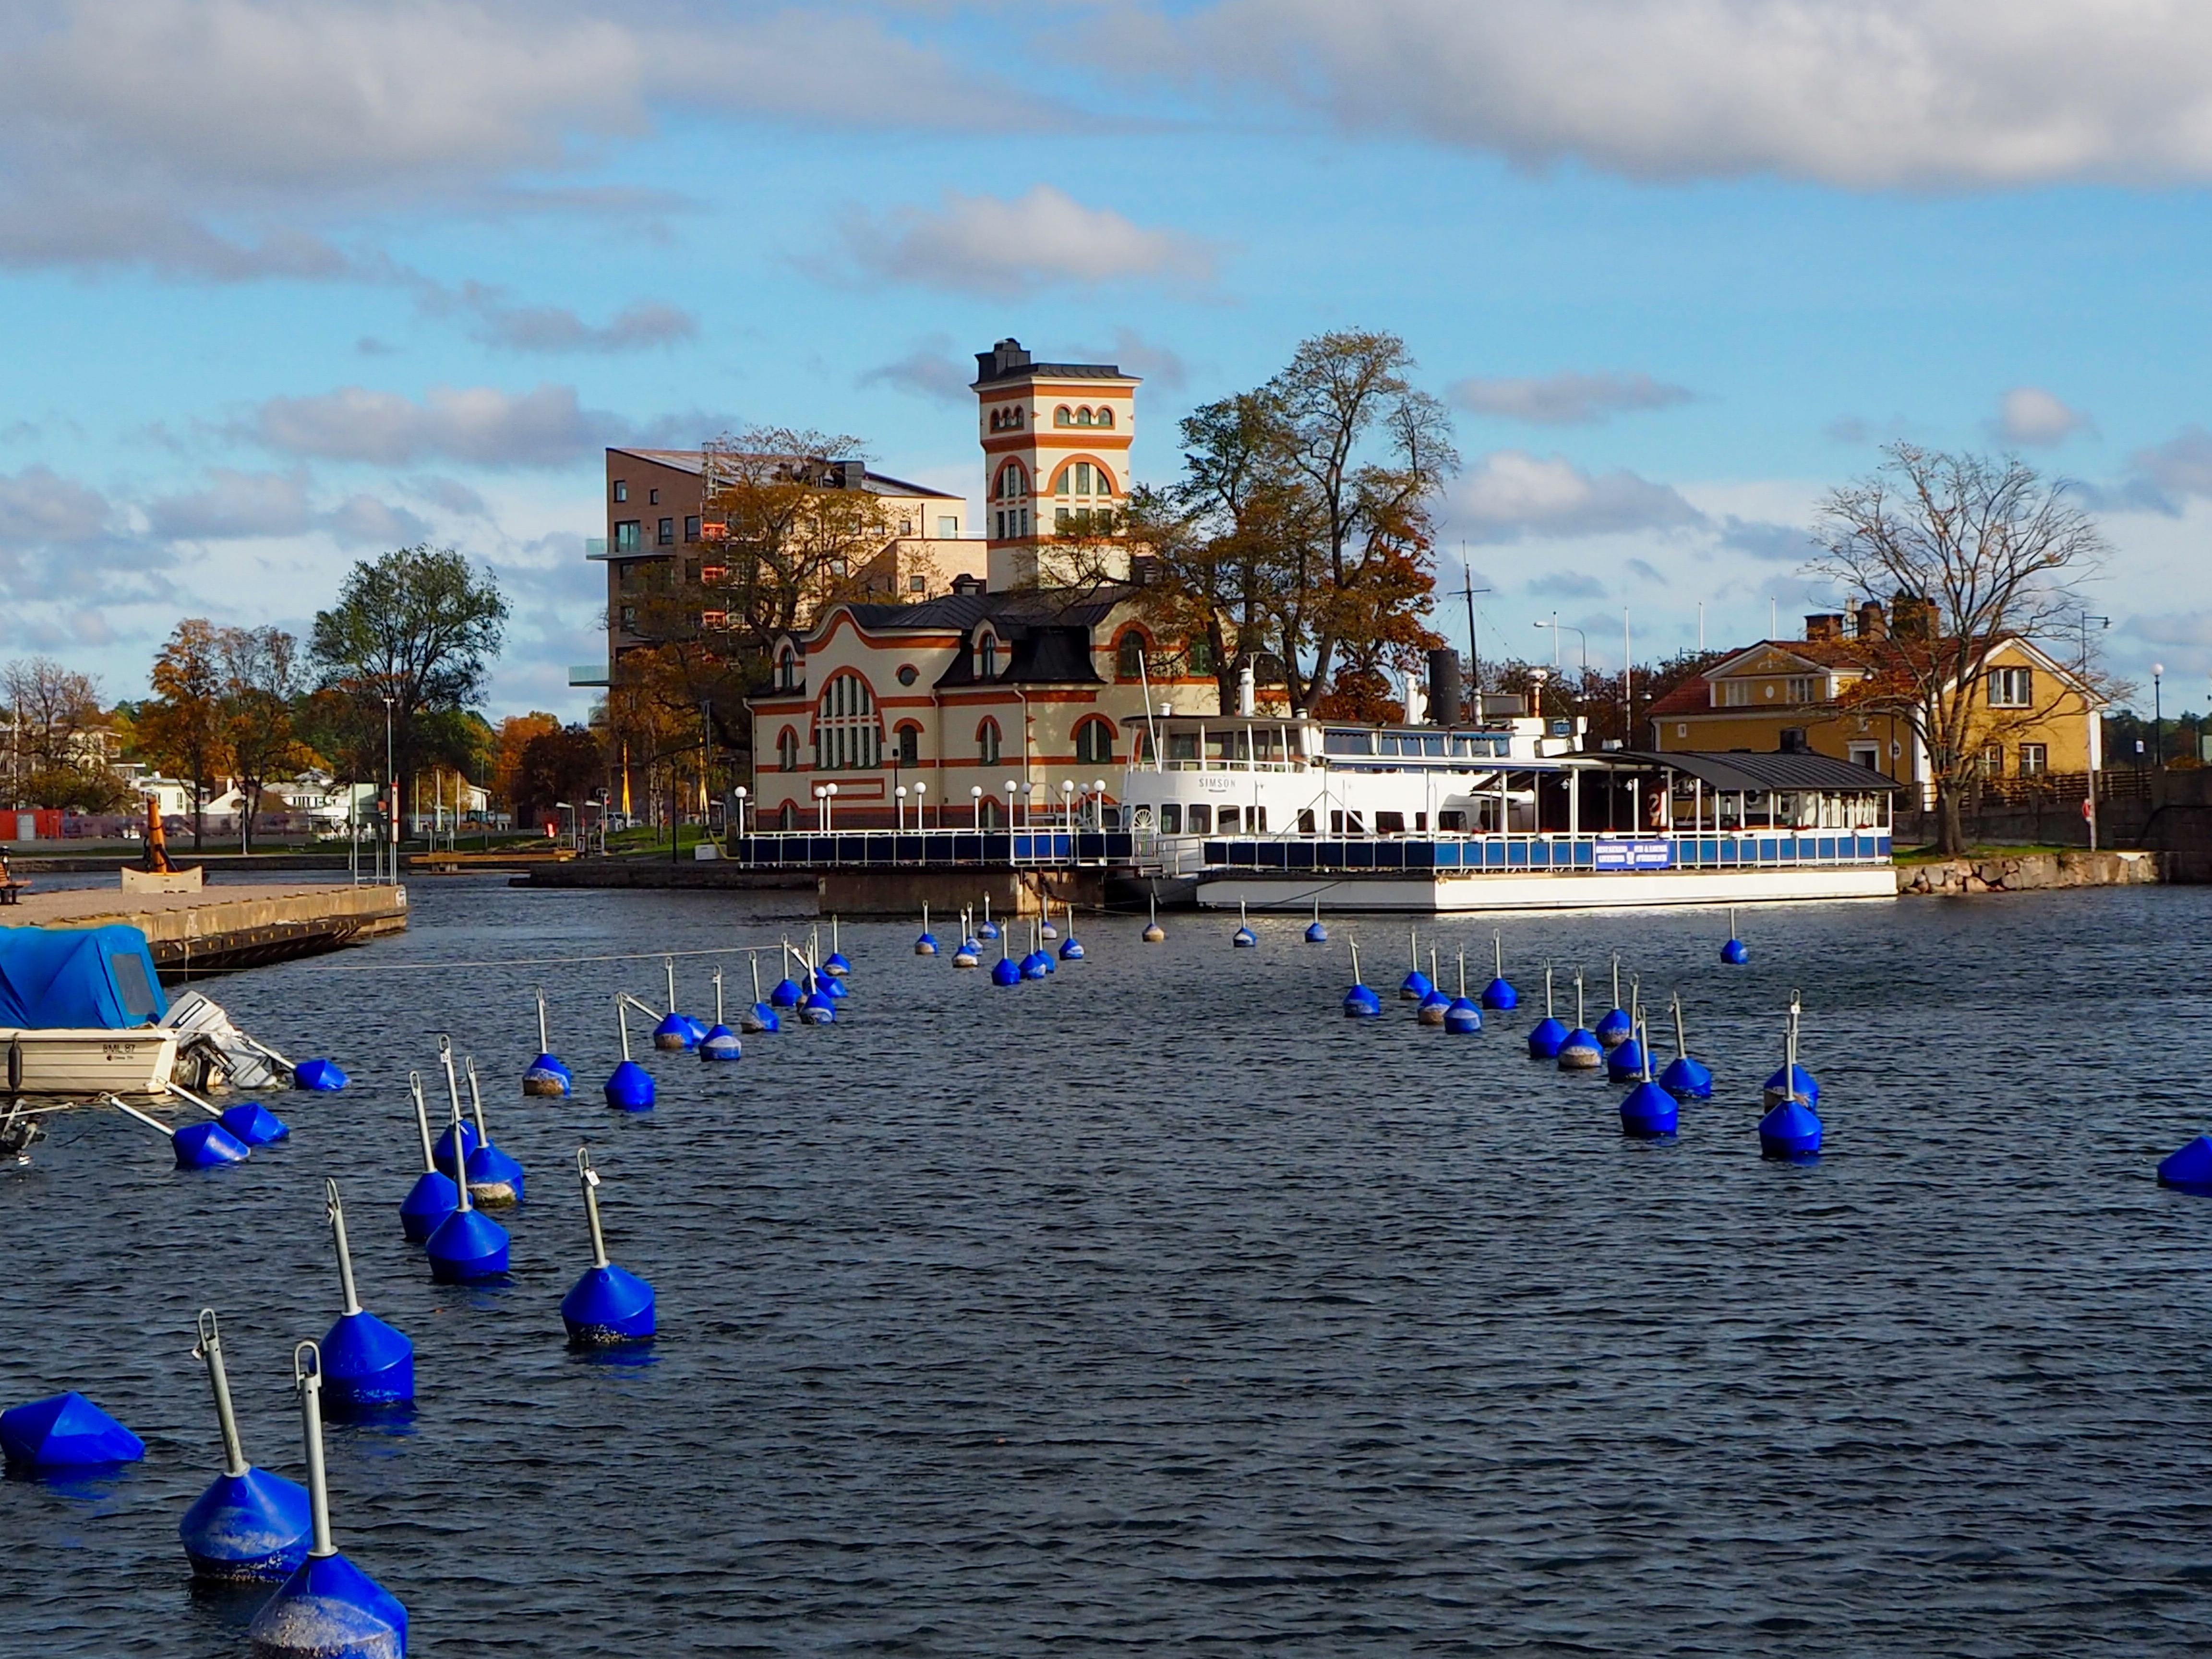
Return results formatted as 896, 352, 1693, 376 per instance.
1892, 590, 1935, 639
834, 459, 868, 490
1237, 661, 1257, 718
1804, 613, 1844, 642
1856, 599, 1887, 640
950, 572, 984, 595
1426, 647, 1463, 725
974, 337, 1032, 382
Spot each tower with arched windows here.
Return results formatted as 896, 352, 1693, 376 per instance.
973, 338, 1140, 591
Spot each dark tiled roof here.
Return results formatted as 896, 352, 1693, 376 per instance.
1611, 750, 1902, 793
973, 361, 1130, 385
838, 585, 1133, 637
604, 448, 958, 500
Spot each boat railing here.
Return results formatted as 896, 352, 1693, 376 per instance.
1186, 829, 1893, 875
730, 830, 1135, 868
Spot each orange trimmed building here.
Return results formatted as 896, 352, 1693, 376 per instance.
744, 338, 1223, 831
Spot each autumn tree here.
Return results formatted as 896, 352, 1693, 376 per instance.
1808, 445, 2107, 854
139, 620, 231, 846
514, 724, 605, 829
216, 625, 312, 852
309, 545, 508, 828
1, 656, 125, 810
492, 712, 562, 815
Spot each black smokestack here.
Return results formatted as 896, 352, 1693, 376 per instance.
1427, 648, 1462, 725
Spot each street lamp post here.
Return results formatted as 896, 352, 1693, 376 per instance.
380, 694, 395, 885
914, 780, 926, 830
895, 784, 908, 831
733, 785, 747, 845
971, 783, 983, 829
2153, 662, 2165, 771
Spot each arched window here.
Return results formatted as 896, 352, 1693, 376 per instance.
1076, 407, 1094, 426
895, 723, 920, 767
814, 673, 880, 772
1094, 407, 1113, 428
1074, 717, 1114, 766
995, 461, 1028, 500
778, 800, 797, 830
776, 727, 799, 772
979, 794, 1005, 828
1115, 630, 1147, 680
776, 647, 799, 691
977, 718, 1001, 765
1187, 636, 1217, 675
1054, 406, 1073, 427
974, 630, 999, 679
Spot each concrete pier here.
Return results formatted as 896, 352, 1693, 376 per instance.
4, 883, 408, 973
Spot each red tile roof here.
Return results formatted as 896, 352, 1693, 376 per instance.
1646, 675, 1711, 719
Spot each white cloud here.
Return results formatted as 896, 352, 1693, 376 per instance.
455, 290, 699, 354
0, 465, 114, 548
249, 385, 618, 469
1453, 370, 1692, 425
2128, 427, 2212, 497
1069, 327, 1192, 391
831, 186, 1217, 298
144, 469, 313, 540
1996, 386, 2093, 445
1139, 0, 2212, 188
1450, 450, 1705, 542
0, 2, 1010, 278
859, 337, 974, 405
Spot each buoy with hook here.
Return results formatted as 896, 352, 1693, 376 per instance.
523, 987, 573, 1096
1761, 993, 1820, 1107
1618, 1016, 1680, 1139
428, 1035, 478, 1179
824, 915, 852, 976
699, 966, 742, 1061
397, 1072, 458, 1242
1040, 897, 1058, 941
180, 1308, 312, 1582
795, 942, 837, 1022
561, 1146, 656, 1346
1399, 928, 1432, 1001
1722, 906, 1749, 965
424, 1046, 510, 1281
915, 903, 939, 956
653, 957, 703, 1049
1758, 999, 1822, 1158
2158, 1136, 2212, 1192
1556, 974, 1603, 1070
1594, 956, 1632, 1049
243, 1341, 409, 1659
1479, 933, 1518, 1011
978, 894, 1000, 940
1343, 940, 1382, 1018
318, 1180, 415, 1410
741, 955, 780, 1034
990, 922, 1021, 986
953, 910, 981, 969
1418, 947, 1451, 1025
1526, 965, 1568, 1058
1233, 899, 1257, 950
168, 1077, 289, 1146
1142, 892, 1166, 943
769, 939, 804, 1009
1445, 950, 1482, 1034
461, 1057, 523, 1205
108, 1093, 249, 1169
1020, 918, 1052, 979
810, 925, 848, 1000
1606, 979, 1646, 1082
1659, 995, 1714, 1100
604, 995, 655, 1112
1305, 899, 1327, 944
1058, 901, 1085, 960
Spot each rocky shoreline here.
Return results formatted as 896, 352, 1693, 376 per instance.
1898, 849, 2163, 895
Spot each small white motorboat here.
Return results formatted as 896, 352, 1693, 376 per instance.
0, 1027, 178, 1094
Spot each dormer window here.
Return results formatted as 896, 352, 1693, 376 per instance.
776, 647, 800, 692
974, 631, 999, 679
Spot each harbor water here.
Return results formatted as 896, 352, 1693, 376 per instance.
5, 878, 2212, 1654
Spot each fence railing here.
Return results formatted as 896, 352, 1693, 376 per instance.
732, 831, 1135, 868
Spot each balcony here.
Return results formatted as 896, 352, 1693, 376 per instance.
585, 537, 610, 560
568, 663, 611, 688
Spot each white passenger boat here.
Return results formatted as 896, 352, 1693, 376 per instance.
0, 1026, 179, 1094
1117, 699, 1901, 913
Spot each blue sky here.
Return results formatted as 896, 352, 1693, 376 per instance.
7, 0, 2212, 720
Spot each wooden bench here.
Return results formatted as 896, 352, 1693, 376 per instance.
0, 880, 27, 905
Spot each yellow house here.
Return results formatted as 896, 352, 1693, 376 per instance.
1648, 607, 2104, 805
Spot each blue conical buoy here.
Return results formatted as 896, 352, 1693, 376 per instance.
605, 996, 656, 1111
1479, 933, 1517, 1010
430, 1118, 477, 1181
916, 902, 938, 956
816, 970, 849, 1000
1658, 996, 1714, 1101
954, 924, 982, 967
109, 1094, 250, 1169
990, 951, 1021, 987
1399, 928, 1432, 1000
698, 968, 741, 1061
524, 987, 572, 1096
1306, 899, 1327, 944
1040, 897, 1059, 941
176, 1081, 291, 1146
1021, 951, 1050, 979
1443, 950, 1482, 1034
563, 1147, 656, 1346
1722, 906, 1749, 964
397, 1071, 459, 1242
1142, 891, 1166, 943
979, 895, 999, 940
800, 990, 837, 1024
2158, 1136, 2212, 1192
1593, 955, 1631, 1049
426, 1050, 509, 1281
1343, 940, 1382, 1017
460, 1058, 522, 1204
292, 1058, 348, 1092
1762, 1064, 1820, 1109
653, 957, 703, 1048
1556, 973, 1603, 1070
1758, 998, 1821, 1158
1618, 1019, 1678, 1137
769, 937, 803, 1009
1416, 948, 1450, 1025
245, 1343, 408, 1659
739, 955, 779, 1033
1527, 965, 1568, 1058
320, 1182, 414, 1410
181, 1308, 312, 1582
1, 1390, 145, 1469
824, 914, 851, 976
1759, 1100, 1822, 1159
1058, 927, 1084, 960
1606, 1034, 1645, 1083
1233, 899, 1257, 949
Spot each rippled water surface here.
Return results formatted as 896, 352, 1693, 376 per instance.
6, 878, 2212, 1656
